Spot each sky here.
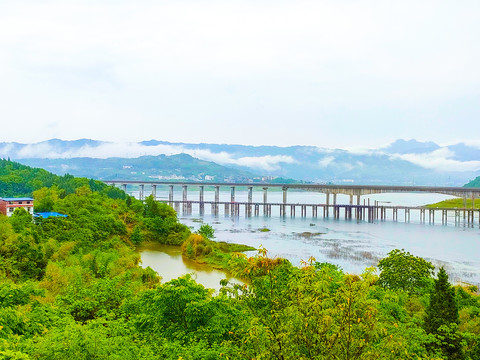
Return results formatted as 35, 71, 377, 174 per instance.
1, 0, 479, 149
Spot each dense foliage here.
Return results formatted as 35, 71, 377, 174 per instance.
1, 160, 480, 359
0, 158, 126, 199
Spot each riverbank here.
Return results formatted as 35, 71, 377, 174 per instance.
427, 197, 480, 209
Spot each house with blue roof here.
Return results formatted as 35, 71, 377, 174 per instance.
0, 197, 34, 217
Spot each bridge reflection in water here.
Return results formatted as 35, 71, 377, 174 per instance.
104, 181, 480, 227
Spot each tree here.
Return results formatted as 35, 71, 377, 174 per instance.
197, 224, 215, 239
377, 249, 434, 294
424, 267, 463, 360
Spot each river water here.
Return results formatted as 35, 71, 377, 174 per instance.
138, 189, 480, 288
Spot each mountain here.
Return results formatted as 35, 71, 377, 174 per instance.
18, 153, 257, 182
464, 176, 480, 188
1, 139, 480, 186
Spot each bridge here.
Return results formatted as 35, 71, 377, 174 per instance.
104, 180, 480, 226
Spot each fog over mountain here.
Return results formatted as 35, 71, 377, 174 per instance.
1, 139, 479, 186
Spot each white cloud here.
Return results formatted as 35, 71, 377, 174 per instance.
391, 148, 480, 172
7, 141, 296, 172
318, 156, 335, 167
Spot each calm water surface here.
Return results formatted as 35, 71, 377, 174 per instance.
138, 190, 480, 288
139, 243, 241, 291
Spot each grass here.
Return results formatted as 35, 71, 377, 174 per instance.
426, 198, 480, 209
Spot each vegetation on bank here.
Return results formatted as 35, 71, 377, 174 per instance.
426, 198, 480, 209
1, 159, 480, 359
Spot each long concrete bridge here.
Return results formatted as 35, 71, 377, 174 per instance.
104, 180, 480, 226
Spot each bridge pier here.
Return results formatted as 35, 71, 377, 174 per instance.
263, 187, 268, 215
282, 187, 288, 217
326, 193, 330, 217
169, 185, 174, 205
214, 186, 220, 216
139, 184, 145, 201
122, 183, 127, 193
151, 185, 157, 200
182, 185, 189, 214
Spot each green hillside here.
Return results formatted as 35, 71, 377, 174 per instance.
0, 158, 125, 199
465, 176, 480, 187
18, 153, 256, 182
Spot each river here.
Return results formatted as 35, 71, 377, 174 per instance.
138, 189, 480, 288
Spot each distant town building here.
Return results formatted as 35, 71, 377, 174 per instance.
0, 197, 34, 217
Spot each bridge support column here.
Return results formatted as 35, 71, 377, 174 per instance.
122, 184, 127, 193
214, 186, 220, 216
151, 185, 157, 200
263, 187, 268, 215
224, 203, 229, 216
326, 193, 330, 217
182, 185, 188, 214
282, 187, 288, 217
355, 195, 360, 219
247, 187, 253, 217
139, 184, 145, 201
169, 185, 174, 205
231, 187, 235, 203
199, 186, 204, 215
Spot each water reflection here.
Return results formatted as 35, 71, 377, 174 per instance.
138, 243, 241, 291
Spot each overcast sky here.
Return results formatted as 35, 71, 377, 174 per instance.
1, 0, 479, 148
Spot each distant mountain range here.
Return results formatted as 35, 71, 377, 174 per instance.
1, 138, 479, 186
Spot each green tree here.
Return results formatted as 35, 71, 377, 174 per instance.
197, 224, 215, 239
9, 208, 33, 233
424, 267, 463, 359
378, 249, 434, 294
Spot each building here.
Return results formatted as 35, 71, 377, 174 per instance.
34, 212, 67, 219
0, 197, 34, 217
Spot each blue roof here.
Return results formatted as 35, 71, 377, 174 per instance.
0, 197, 34, 201
34, 212, 68, 218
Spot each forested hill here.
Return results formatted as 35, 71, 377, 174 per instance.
18, 153, 257, 182
465, 176, 480, 187
0, 158, 124, 198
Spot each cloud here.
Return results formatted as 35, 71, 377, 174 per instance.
391, 148, 480, 172
317, 156, 362, 171
8, 141, 296, 172
318, 156, 335, 167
